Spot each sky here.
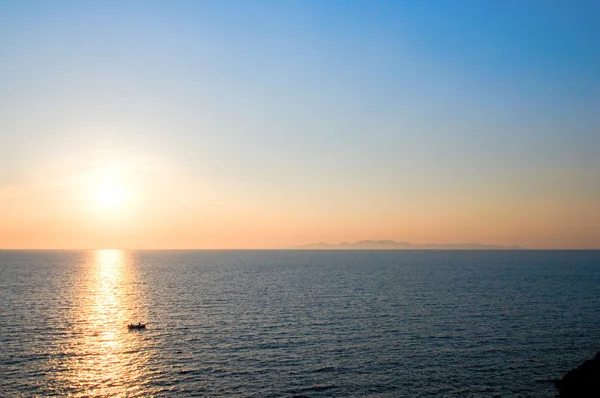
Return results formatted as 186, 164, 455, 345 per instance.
1, 0, 599, 249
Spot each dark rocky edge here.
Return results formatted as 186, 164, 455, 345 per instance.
555, 352, 600, 397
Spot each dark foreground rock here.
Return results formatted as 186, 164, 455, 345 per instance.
555, 352, 600, 397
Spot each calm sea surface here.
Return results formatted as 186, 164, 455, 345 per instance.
1, 250, 599, 397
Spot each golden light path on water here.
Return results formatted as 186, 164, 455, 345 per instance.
50, 250, 152, 397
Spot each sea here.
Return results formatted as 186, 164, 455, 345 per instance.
1, 250, 599, 397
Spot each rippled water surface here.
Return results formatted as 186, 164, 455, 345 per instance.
1, 250, 600, 397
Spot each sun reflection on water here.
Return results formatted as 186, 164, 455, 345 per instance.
49, 250, 151, 397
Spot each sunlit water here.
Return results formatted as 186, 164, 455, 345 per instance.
1, 250, 599, 397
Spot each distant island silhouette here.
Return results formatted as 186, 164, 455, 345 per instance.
293, 240, 523, 250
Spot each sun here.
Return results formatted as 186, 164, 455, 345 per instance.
98, 183, 126, 208
79, 161, 139, 216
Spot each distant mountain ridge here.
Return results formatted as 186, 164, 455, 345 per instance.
293, 240, 523, 250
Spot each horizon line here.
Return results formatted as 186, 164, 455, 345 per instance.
2, 248, 600, 251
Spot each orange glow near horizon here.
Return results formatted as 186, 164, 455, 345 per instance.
0, 152, 598, 250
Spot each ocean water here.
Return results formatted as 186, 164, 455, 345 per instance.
1, 250, 599, 397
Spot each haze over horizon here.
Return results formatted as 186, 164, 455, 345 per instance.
1, 1, 599, 250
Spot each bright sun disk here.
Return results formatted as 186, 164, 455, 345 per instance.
98, 184, 126, 207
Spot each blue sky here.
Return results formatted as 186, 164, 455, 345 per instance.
1, 1, 599, 248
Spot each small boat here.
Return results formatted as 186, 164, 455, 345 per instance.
127, 322, 146, 329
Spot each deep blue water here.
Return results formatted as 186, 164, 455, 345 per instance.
1, 250, 599, 397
